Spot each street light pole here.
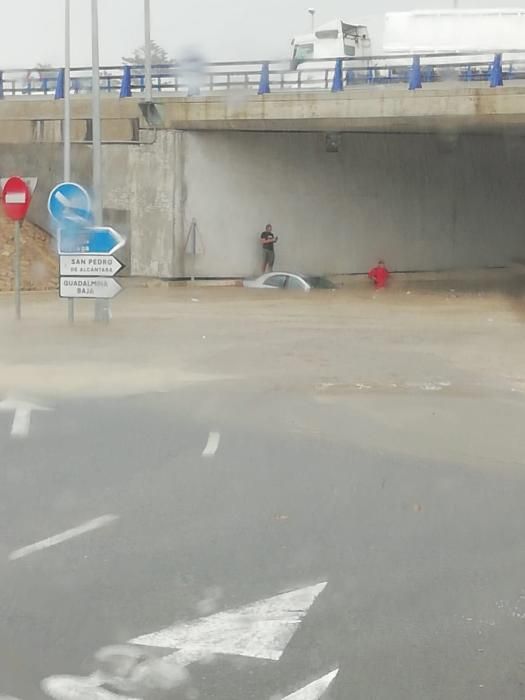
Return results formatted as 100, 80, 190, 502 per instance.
91, 0, 102, 226
308, 8, 316, 33
91, 0, 108, 322
64, 0, 74, 324
144, 0, 153, 101
64, 0, 71, 181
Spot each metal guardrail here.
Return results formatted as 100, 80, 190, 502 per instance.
0, 50, 522, 98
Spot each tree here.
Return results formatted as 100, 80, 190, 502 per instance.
122, 41, 172, 67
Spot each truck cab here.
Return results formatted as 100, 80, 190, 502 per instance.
291, 19, 372, 69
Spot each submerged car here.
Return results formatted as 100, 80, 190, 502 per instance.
243, 272, 337, 291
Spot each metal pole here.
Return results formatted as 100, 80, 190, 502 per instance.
91, 0, 108, 322
64, 0, 74, 324
91, 0, 102, 225
308, 8, 315, 33
14, 220, 21, 320
144, 0, 153, 101
191, 219, 196, 282
64, 0, 71, 181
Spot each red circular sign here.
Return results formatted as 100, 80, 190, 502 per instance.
2, 177, 31, 221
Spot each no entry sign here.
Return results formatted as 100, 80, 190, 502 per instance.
2, 177, 31, 221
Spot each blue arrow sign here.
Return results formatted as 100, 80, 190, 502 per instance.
58, 225, 125, 255
48, 182, 92, 226
85, 226, 125, 254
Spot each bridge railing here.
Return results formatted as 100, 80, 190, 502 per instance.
0, 50, 523, 98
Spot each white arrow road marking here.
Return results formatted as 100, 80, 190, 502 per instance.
41, 670, 340, 700
40, 583, 329, 700
130, 582, 327, 663
202, 431, 221, 457
9, 514, 119, 561
0, 398, 51, 438
42, 675, 140, 700
282, 670, 339, 699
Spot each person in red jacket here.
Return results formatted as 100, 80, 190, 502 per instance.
368, 260, 390, 289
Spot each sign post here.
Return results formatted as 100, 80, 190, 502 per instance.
14, 219, 21, 320
1, 177, 32, 320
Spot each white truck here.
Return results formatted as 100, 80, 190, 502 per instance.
291, 19, 374, 87
291, 19, 372, 69
291, 9, 525, 86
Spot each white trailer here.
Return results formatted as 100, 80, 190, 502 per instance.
383, 8, 525, 54
381, 9, 525, 80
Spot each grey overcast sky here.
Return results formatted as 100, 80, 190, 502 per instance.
1, 0, 521, 68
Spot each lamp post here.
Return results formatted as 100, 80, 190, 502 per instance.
64, 0, 74, 323
144, 0, 153, 101
91, 0, 102, 227
64, 0, 71, 182
91, 0, 109, 322
308, 8, 316, 32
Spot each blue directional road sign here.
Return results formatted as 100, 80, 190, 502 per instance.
48, 182, 92, 226
58, 225, 125, 255
85, 226, 125, 255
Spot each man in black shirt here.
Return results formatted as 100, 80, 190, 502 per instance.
260, 224, 278, 273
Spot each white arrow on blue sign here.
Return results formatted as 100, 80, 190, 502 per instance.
85, 226, 125, 255
48, 182, 92, 226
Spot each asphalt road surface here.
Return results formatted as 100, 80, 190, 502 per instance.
0, 385, 524, 700
0, 288, 524, 700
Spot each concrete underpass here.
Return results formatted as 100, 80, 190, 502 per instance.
178, 130, 525, 277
